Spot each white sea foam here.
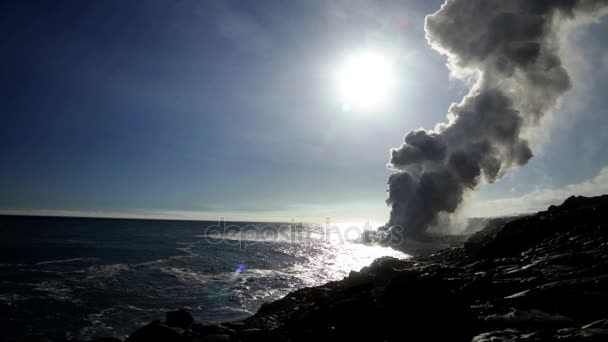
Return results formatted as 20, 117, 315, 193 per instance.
133, 254, 190, 267
78, 307, 120, 340
0, 293, 28, 304
159, 267, 218, 284
86, 264, 130, 279
119, 304, 168, 312
33, 281, 78, 302
36, 257, 100, 265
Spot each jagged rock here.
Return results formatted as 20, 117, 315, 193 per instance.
583, 318, 608, 329
192, 323, 235, 337
199, 335, 231, 342
484, 308, 573, 328
382, 272, 473, 341
471, 329, 548, 341
166, 309, 194, 329
125, 321, 183, 342
556, 327, 608, 341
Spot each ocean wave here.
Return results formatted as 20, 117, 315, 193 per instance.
195, 233, 304, 244
32, 281, 78, 302
243, 268, 285, 278
64, 239, 96, 244
132, 254, 190, 267
83, 253, 199, 280
159, 267, 226, 284
0, 293, 28, 305
35, 257, 100, 266
216, 306, 254, 315
175, 241, 199, 255
118, 304, 169, 312
0, 263, 28, 268
17, 268, 85, 275
86, 264, 130, 279
78, 307, 119, 340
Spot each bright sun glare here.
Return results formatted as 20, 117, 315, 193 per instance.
336, 52, 395, 111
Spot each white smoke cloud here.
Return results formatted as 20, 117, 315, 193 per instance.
384, 0, 608, 238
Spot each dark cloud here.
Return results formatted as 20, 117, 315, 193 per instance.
384, 0, 608, 238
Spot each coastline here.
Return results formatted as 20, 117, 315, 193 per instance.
100, 195, 608, 341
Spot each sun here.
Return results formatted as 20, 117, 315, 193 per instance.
335, 51, 395, 111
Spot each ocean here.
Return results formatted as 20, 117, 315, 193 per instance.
0, 216, 406, 341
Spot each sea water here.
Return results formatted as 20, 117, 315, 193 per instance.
0, 215, 406, 341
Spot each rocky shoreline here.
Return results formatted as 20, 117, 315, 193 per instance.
100, 195, 608, 342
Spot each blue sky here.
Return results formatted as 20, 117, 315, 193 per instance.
1, 0, 608, 224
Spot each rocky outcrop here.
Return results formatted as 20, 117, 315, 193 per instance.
117, 195, 608, 342
165, 310, 194, 329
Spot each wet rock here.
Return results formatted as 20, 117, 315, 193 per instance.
471, 329, 547, 341
199, 335, 231, 342
556, 327, 608, 341
484, 308, 573, 329
504, 276, 608, 321
166, 309, 194, 329
192, 323, 235, 337
583, 318, 608, 329
382, 272, 474, 341
125, 321, 183, 342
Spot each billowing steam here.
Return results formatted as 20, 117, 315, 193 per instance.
385, 0, 608, 238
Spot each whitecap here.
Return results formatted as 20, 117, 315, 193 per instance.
32, 281, 78, 302
159, 267, 214, 284
86, 264, 130, 279
36, 257, 100, 265
0, 293, 28, 304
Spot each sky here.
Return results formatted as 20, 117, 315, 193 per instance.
1, 0, 608, 225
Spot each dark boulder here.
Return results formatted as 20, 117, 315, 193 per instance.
125, 321, 183, 342
382, 272, 474, 341
166, 309, 194, 329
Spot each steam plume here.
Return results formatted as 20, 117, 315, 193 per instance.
385, 0, 608, 238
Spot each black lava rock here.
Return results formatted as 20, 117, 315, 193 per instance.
125, 321, 183, 342
166, 309, 194, 329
